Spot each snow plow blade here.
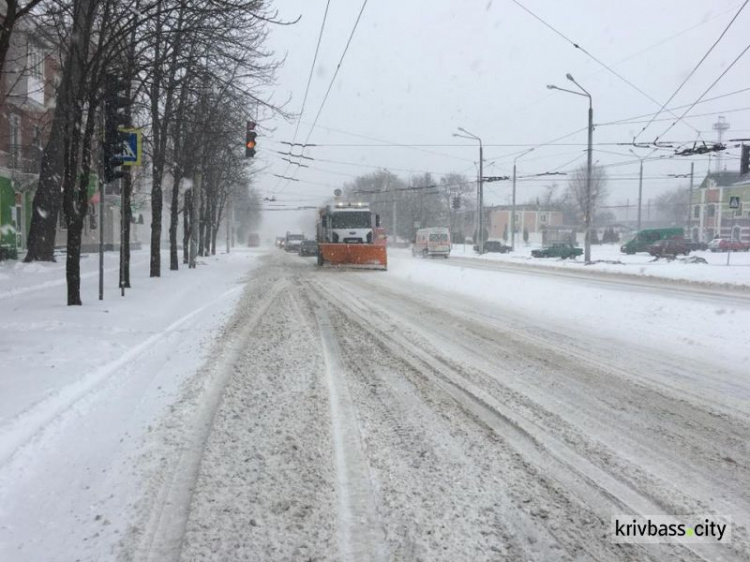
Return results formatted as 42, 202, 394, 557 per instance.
318, 243, 387, 270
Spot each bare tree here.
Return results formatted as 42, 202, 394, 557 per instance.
0, 0, 46, 79
654, 185, 689, 225
564, 164, 610, 227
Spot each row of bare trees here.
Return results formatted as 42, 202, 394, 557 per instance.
342, 169, 474, 243
19, 0, 282, 304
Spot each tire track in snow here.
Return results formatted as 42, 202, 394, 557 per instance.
313, 302, 389, 562
315, 277, 738, 562
137, 280, 288, 562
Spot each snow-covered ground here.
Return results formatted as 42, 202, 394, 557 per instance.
444, 243, 750, 288
0, 248, 260, 562
2, 247, 749, 561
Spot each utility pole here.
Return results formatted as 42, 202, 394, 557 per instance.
389, 176, 396, 245
511, 148, 534, 251
636, 158, 643, 231
98, 176, 104, 301
585, 96, 593, 263
548, 74, 593, 262
453, 127, 484, 253
686, 162, 695, 237
479, 143, 484, 254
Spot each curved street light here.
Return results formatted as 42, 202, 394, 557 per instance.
547, 74, 594, 262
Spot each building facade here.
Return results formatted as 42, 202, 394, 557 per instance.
487, 205, 564, 244
0, 19, 58, 258
689, 168, 750, 243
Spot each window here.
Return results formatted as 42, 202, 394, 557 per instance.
707, 205, 715, 217
540, 213, 547, 224
331, 212, 371, 229
693, 205, 700, 218
27, 44, 44, 79
9, 114, 21, 168
732, 226, 741, 241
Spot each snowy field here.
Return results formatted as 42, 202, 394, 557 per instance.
2, 247, 749, 561
444, 243, 750, 288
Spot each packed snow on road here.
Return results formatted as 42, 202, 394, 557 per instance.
4, 1, 750, 561
2, 247, 749, 562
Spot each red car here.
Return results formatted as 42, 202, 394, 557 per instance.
647, 237, 690, 257
708, 238, 750, 252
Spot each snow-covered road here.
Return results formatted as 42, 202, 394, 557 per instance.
2, 248, 749, 561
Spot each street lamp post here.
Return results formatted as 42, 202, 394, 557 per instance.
629, 149, 645, 232
454, 127, 484, 253
511, 148, 534, 251
548, 74, 593, 262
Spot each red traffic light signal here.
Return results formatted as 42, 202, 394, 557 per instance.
246, 121, 257, 158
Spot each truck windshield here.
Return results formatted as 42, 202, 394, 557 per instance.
288, 235, 304, 241
331, 212, 370, 229
429, 233, 448, 242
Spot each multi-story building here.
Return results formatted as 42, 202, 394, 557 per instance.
689, 157, 750, 243
486, 205, 564, 244
0, 19, 58, 258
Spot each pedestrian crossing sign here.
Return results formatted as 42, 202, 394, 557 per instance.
120, 128, 142, 166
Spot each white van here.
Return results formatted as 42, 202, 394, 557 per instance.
412, 227, 450, 258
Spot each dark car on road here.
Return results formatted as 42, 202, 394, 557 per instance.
647, 237, 690, 257
531, 243, 583, 259
298, 240, 318, 257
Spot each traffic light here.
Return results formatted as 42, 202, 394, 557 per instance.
103, 75, 130, 183
741, 144, 750, 176
245, 121, 257, 158
452, 196, 461, 209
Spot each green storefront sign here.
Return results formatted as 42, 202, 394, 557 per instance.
0, 177, 18, 260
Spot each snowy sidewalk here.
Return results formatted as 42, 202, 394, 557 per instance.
0, 248, 260, 562
442, 244, 750, 288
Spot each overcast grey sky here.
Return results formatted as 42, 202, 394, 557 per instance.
257, 0, 750, 236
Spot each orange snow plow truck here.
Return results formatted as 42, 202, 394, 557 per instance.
316, 202, 387, 270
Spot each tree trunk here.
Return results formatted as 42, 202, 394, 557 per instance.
150, 169, 162, 276
198, 188, 206, 256
0, 5, 18, 82
25, 0, 94, 263
169, 171, 180, 270
66, 220, 84, 305
182, 189, 191, 264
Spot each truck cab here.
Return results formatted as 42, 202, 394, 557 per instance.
318, 202, 376, 244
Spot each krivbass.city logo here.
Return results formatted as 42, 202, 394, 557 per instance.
611, 515, 732, 544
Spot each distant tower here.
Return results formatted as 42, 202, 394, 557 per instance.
712, 116, 730, 172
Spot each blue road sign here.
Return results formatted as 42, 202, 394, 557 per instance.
120, 129, 142, 166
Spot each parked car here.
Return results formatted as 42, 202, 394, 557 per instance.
708, 238, 750, 252
483, 241, 512, 253
298, 240, 318, 256
647, 237, 690, 257
620, 227, 684, 254
531, 243, 583, 259
685, 241, 708, 252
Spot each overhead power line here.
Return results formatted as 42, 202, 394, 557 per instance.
292, 0, 332, 143
304, 0, 370, 146
508, 0, 700, 133
633, 0, 749, 142
655, 42, 750, 142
